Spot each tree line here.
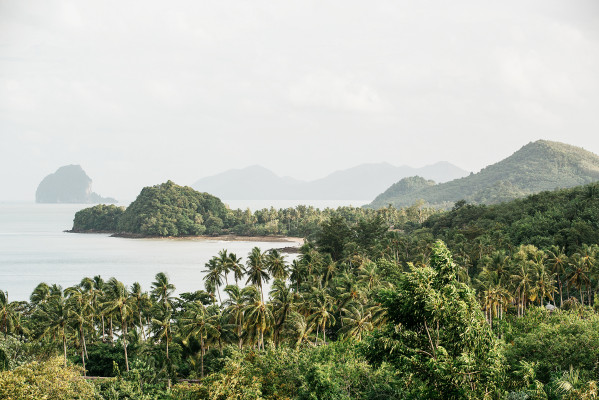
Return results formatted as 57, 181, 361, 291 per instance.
3, 182, 599, 399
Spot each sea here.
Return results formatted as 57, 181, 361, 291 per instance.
0, 200, 367, 301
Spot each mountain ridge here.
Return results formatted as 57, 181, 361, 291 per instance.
191, 161, 469, 200
367, 140, 599, 209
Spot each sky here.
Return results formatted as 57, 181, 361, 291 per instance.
1, 0, 599, 201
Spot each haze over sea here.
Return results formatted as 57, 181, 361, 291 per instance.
0, 200, 367, 301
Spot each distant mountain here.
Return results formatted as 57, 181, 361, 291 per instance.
191, 162, 469, 200
36, 165, 117, 204
367, 140, 599, 209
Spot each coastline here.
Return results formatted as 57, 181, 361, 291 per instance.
66, 229, 304, 244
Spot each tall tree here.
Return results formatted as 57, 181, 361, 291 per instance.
245, 247, 270, 303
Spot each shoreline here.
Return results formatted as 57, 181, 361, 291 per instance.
66, 229, 304, 244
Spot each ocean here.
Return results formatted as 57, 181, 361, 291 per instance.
0, 200, 367, 301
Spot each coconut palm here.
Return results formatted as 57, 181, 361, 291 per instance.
37, 286, 70, 367
307, 287, 335, 344
547, 246, 568, 307
223, 285, 253, 349
216, 249, 231, 285
104, 278, 133, 371
511, 263, 534, 317
339, 303, 374, 341
358, 261, 381, 291
531, 263, 556, 306
203, 258, 224, 303
246, 247, 270, 302
0, 291, 16, 336
266, 249, 288, 280
243, 298, 273, 350
180, 301, 218, 378
289, 259, 305, 292
130, 282, 152, 341
283, 311, 316, 349
151, 272, 175, 310
269, 279, 294, 347
65, 285, 91, 374
568, 253, 592, 305
30, 282, 51, 307
227, 253, 245, 285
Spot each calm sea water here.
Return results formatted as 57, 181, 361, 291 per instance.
0, 200, 367, 301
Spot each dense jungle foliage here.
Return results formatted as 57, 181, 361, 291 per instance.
72, 180, 438, 238
4, 180, 599, 399
369, 140, 599, 208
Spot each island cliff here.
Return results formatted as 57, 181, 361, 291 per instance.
36, 165, 116, 204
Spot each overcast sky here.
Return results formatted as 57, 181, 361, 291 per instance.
1, 1, 598, 201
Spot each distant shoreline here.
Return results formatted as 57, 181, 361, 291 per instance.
66, 229, 304, 244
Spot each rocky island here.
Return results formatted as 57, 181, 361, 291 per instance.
36, 164, 117, 204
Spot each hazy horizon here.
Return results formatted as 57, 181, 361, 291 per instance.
2, 1, 599, 201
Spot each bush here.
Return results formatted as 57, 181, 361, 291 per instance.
0, 357, 97, 400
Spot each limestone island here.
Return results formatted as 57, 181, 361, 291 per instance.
36, 164, 117, 204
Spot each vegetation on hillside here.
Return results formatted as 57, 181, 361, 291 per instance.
369, 140, 599, 208
72, 180, 439, 237
5, 180, 599, 398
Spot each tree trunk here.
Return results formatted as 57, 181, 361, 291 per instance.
139, 312, 146, 341
559, 279, 563, 308
200, 338, 205, 378
123, 323, 129, 372
110, 317, 114, 346
315, 324, 319, 345
259, 281, 264, 303
81, 333, 86, 376
82, 327, 88, 360
63, 332, 67, 368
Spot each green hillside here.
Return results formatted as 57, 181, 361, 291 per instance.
368, 140, 599, 208
422, 182, 599, 255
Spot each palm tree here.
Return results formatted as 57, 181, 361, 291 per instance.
532, 263, 556, 307
511, 263, 534, 317
358, 261, 381, 291
104, 278, 133, 371
269, 279, 294, 347
65, 285, 91, 375
243, 298, 273, 350
0, 291, 16, 336
130, 282, 152, 341
223, 285, 254, 349
266, 249, 288, 280
339, 303, 374, 341
217, 249, 231, 285
226, 253, 245, 285
203, 258, 223, 303
307, 287, 335, 344
180, 301, 218, 378
151, 306, 174, 388
246, 247, 270, 302
289, 259, 305, 292
30, 282, 51, 307
151, 272, 175, 310
37, 286, 70, 367
568, 253, 592, 305
547, 247, 568, 307
283, 311, 315, 349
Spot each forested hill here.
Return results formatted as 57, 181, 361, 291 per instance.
71, 180, 438, 237
368, 140, 599, 209
421, 181, 599, 255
